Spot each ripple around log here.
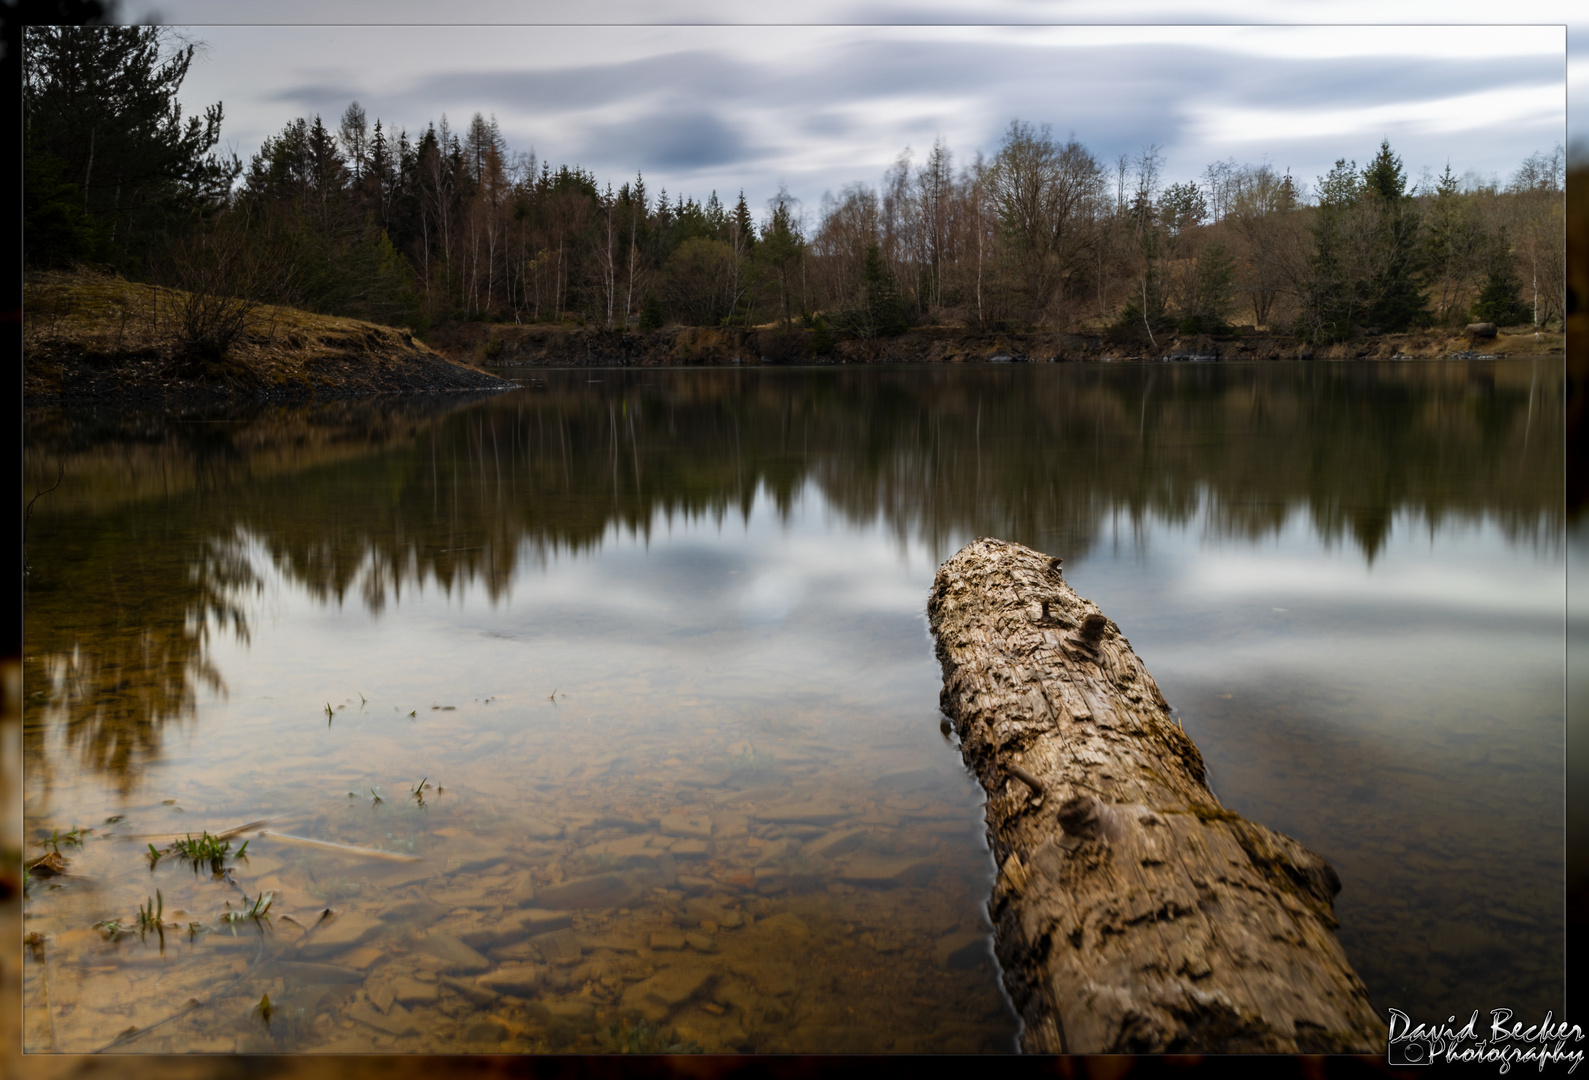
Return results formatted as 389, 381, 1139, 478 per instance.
927, 537, 1389, 1054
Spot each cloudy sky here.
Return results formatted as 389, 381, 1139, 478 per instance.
113, 1, 1572, 217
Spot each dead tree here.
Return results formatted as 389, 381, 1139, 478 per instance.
927, 537, 1388, 1053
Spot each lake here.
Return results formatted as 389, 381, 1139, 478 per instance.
20, 358, 1563, 1053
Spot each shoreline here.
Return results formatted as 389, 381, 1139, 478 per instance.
23, 273, 1560, 402
428, 319, 1562, 369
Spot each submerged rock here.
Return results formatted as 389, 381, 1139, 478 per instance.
535, 872, 643, 910
933, 930, 992, 970
345, 999, 417, 1036
619, 966, 717, 1023
477, 964, 548, 997
298, 912, 383, 958
835, 854, 937, 888
415, 932, 491, 974
532, 927, 583, 965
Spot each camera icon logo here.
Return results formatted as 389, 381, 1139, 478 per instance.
1387, 1038, 1437, 1066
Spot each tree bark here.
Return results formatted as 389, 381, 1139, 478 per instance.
927, 537, 1388, 1054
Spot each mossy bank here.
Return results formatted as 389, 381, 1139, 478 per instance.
23, 271, 511, 402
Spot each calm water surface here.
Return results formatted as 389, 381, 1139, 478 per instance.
21, 360, 1563, 1053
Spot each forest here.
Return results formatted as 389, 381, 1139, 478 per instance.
23, 25, 1568, 353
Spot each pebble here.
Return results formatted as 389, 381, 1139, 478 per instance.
756, 911, 811, 939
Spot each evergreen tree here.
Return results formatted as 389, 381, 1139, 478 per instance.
732, 191, 756, 252
1423, 163, 1484, 324
1301, 145, 1426, 340
759, 192, 805, 327
23, 25, 240, 267
862, 242, 907, 336
638, 293, 665, 331
23, 146, 101, 266
1316, 157, 1361, 209
1180, 242, 1235, 334
809, 313, 835, 355
1359, 140, 1427, 331
1470, 231, 1526, 324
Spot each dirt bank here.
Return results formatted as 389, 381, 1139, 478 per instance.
429, 318, 1561, 368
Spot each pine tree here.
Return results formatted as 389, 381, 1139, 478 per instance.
732, 191, 756, 252
1359, 140, 1426, 331
638, 293, 665, 331
23, 25, 240, 266
1470, 231, 1526, 325
862, 242, 907, 336
759, 193, 805, 327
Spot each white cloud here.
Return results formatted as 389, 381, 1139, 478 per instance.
1193, 82, 1564, 146
120, 8, 1573, 207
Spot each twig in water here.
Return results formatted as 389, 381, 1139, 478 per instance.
23, 461, 65, 571
256, 830, 420, 862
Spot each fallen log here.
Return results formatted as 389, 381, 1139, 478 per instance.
927, 537, 1388, 1053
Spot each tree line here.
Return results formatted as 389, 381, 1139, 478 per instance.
24, 25, 1567, 349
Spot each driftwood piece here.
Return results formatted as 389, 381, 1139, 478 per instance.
927, 538, 1388, 1053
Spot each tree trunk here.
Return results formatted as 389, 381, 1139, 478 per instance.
927, 537, 1388, 1054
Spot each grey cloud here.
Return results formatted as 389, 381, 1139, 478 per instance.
266, 83, 372, 114
581, 110, 759, 170
780, 37, 1551, 118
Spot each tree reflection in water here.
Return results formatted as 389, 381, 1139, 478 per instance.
22, 360, 1561, 788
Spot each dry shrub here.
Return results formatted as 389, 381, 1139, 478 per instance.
163, 218, 298, 359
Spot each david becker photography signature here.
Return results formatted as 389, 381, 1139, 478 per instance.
1388, 1009, 1583, 1072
